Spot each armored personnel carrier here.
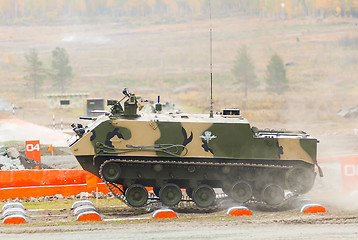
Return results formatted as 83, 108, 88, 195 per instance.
69, 89, 321, 208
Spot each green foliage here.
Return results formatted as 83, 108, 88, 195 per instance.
24, 49, 47, 99
231, 45, 257, 98
265, 53, 288, 94
51, 47, 73, 93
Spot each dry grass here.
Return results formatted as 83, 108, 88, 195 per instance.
0, 16, 357, 135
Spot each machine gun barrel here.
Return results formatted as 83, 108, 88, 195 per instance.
80, 117, 95, 120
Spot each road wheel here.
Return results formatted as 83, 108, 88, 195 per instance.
159, 183, 182, 206
125, 184, 148, 207
193, 184, 216, 208
285, 167, 315, 194
231, 181, 252, 203
262, 184, 284, 206
102, 162, 121, 182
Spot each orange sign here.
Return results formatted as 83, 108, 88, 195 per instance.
25, 140, 41, 162
340, 156, 358, 193
47, 144, 53, 152
86, 175, 99, 189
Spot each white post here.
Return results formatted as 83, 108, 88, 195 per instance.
52, 114, 55, 130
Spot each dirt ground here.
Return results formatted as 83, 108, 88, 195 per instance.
1, 203, 358, 239
0, 157, 357, 239
1, 126, 358, 238
2, 223, 358, 240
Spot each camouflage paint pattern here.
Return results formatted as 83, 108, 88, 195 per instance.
70, 115, 317, 165
69, 92, 319, 206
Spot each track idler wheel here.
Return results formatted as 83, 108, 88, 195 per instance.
285, 167, 315, 194
159, 183, 182, 206
231, 181, 253, 203
125, 184, 148, 207
102, 162, 121, 182
193, 184, 216, 208
262, 184, 284, 206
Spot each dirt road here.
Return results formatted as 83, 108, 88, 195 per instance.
1, 210, 358, 240
2, 224, 358, 240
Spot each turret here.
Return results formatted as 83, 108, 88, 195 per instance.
107, 88, 139, 117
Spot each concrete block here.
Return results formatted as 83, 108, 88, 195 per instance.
2, 202, 25, 212
74, 205, 97, 216
2, 208, 26, 218
71, 200, 94, 209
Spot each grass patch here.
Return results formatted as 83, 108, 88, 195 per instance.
0, 198, 124, 211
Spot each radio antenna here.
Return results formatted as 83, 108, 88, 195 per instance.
209, 0, 214, 118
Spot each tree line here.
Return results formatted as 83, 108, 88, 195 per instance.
1, 0, 358, 24
25, 45, 287, 100
232, 46, 288, 99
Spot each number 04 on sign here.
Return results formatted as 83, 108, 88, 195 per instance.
25, 140, 41, 162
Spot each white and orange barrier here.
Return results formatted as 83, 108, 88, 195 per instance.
227, 206, 253, 216
300, 204, 326, 214
72, 200, 102, 222
2, 202, 28, 224
0, 170, 110, 201
152, 209, 177, 219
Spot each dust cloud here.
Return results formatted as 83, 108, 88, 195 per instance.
308, 156, 358, 211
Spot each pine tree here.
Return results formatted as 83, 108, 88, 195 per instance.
231, 45, 257, 99
24, 49, 46, 99
51, 47, 73, 93
265, 53, 288, 94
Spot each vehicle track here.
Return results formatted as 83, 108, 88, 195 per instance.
99, 158, 301, 212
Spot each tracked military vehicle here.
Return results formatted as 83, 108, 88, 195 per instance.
69, 88, 321, 208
